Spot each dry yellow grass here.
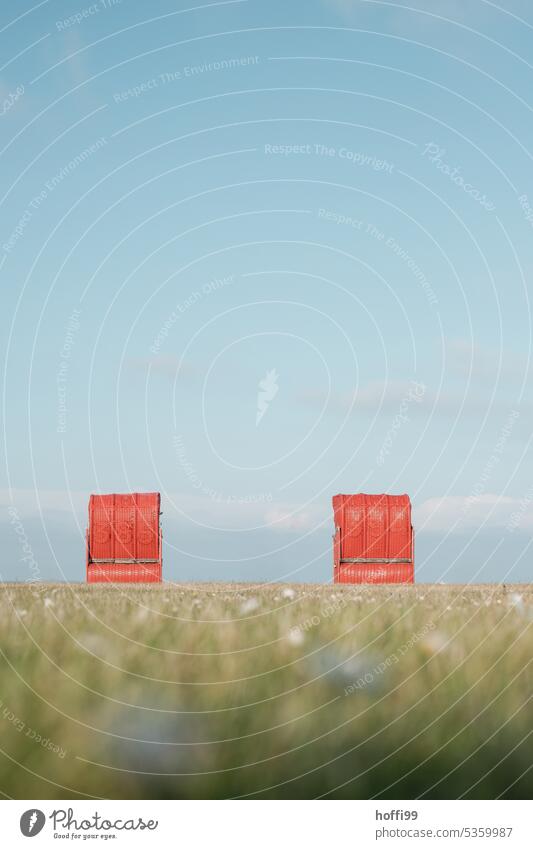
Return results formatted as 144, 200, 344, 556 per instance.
0, 582, 531, 799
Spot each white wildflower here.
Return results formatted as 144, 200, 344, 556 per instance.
287, 628, 305, 646
422, 631, 447, 654
240, 597, 260, 615
312, 649, 384, 694
136, 607, 150, 622
79, 633, 106, 654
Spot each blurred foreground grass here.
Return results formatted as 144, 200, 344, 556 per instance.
0, 582, 531, 799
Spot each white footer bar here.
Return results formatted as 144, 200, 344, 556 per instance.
1, 800, 529, 847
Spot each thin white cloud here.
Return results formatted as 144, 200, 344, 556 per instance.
5, 489, 532, 536
299, 377, 529, 420
446, 337, 532, 383
1, 489, 87, 518
414, 494, 533, 533
167, 495, 326, 532
299, 379, 426, 413
1, 489, 325, 533
264, 506, 326, 532
126, 355, 197, 381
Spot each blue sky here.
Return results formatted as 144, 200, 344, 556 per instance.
1, 0, 533, 583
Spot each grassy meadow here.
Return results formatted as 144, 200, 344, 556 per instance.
0, 582, 531, 799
